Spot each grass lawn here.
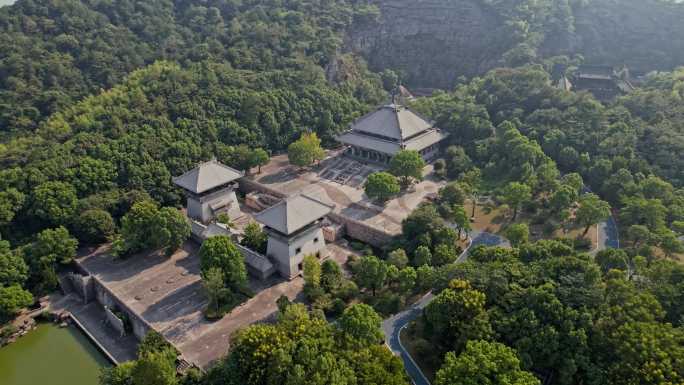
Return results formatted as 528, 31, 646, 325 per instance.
468, 199, 505, 234
651, 246, 684, 265
467, 199, 598, 250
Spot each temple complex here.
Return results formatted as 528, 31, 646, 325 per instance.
557, 65, 635, 102
336, 103, 448, 163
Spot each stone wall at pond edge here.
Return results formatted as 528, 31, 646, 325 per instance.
104, 306, 126, 337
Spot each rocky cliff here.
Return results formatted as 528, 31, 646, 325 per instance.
348, 0, 684, 89
568, 0, 684, 75
347, 0, 508, 89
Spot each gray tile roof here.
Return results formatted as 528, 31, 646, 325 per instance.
404, 129, 449, 151
336, 131, 402, 155
173, 159, 244, 194
350, 104, 433, 141
254, 194, 334, 235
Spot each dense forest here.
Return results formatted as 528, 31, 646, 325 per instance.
0, 0, 383, 133
0, 0, 683, 384
415, 241, 684, 385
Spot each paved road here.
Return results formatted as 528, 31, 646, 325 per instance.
596, 214, 620, 252
383, 230, 508, 385
384, 198, 620, 384
382, 293, 434, 385
583, 185, 620, 254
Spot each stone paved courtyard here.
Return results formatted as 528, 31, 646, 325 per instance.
76, 239, 356, 369
250, 151, 444, 236
76, 243, 304, 369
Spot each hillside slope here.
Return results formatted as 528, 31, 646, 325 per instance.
350, 0, 684, 88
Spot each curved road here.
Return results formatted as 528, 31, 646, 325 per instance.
384, 214, 620, 384
382, 230, 508, 385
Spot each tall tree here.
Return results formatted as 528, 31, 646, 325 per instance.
355, 255, 388, 296
0, 240, 28, 287
424, 280, 492, 352
365, 172, 400, 203
338, 303, 384, 347
31, 181, 78, 225
288, 132, 325, 168
303, 254, 322, 289
241, 222, 267, 254
0, 285, 33, 321
389, 150, 425, 188
435, 340, 540, 385
501, 182, 532, 220
576, 193, 611, 235
158, 207, 190, 256
202, 267, 229, 316
131, 349, 178, 385
505, 223, 529, 247
199, 236, 247, 292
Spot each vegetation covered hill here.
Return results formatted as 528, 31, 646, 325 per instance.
0, 0, 683, 384
351, 0, 684, 87
0, 0, 382, 132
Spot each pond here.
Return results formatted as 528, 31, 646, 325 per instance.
0, 322, 111, 385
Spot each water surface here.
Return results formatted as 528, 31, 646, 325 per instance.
0, 322, 111, 385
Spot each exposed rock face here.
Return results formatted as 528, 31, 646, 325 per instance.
347, 0, 508, 89
349, 0, 684, 89
567, 0, 684, 75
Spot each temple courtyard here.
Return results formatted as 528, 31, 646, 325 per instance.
75, 241, 353, 369
247, 150, 445, 237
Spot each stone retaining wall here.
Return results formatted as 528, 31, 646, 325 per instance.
238, 178, 288, 199
92, 277, 152, 340
328, 212, 396, 247
104, 306, 126, 337
68, 273, 95, 304
234, 243, 276, 280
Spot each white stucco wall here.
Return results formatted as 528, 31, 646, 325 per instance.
186, 189, 240, 223
267, 226, 327, 279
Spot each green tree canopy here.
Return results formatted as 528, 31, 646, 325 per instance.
31, 181, 78, 225
501, 182, 532, 220
213, 303, 409, 385
389, 150, 425, 187
117, 200, 189, 256
435, 340, 540, 385
424, 279, 492, 353
241, 222, 267, 254
576, 193, 611, 235
199, 236, 248, 291
505, 223, 529, 247
288, 132, 325, 168
354, 255, 388, 296
0, 284, 33, 321
365, 172, 400, 203
0, 240, 28, 287
338, 303, 384, 347
387, 248, 409, 269
74, 209, 116, 244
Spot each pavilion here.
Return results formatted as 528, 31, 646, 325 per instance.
173, 159, 244, 223
254, 194, 334, 279
336, 103, 448, 164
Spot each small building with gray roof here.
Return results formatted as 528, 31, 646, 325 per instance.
254, 194, 334, 279
173, 159, 244, 223
336, 103, 448, 164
